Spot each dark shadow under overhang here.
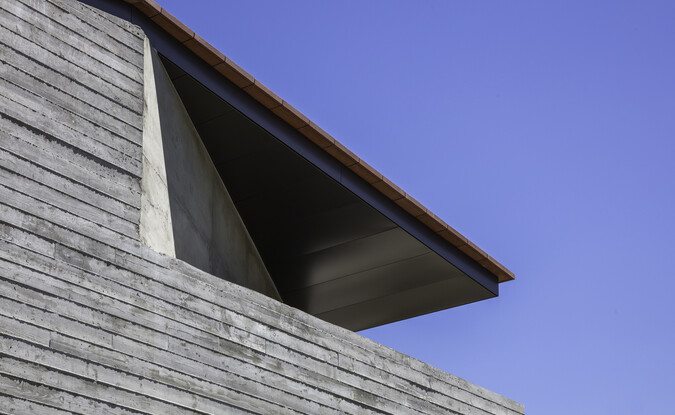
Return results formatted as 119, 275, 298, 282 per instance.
159, 55, 498, 331
80, 0, 503, 331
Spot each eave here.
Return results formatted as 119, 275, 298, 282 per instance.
81, 0, 515, 330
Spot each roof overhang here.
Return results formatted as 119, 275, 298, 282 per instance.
82, 0, 514, 331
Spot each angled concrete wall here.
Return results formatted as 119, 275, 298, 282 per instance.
0, 0, 524, 413
140, 37, 279, 300
139, 36, 176, 258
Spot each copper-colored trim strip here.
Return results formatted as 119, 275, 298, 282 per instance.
243, 80, 283, 110
272, 101, 310, 129
324, 141, 359, 167
127, 0, 515, 283
298, 122, 335, 149
348, 159, 382, 185
151, 9, 193, 42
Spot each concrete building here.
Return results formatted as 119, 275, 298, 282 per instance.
0, 0, 524, 413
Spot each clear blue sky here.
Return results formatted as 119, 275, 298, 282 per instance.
157, 1, 675, 413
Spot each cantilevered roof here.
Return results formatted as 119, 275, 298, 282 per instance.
91, 0, 514, 330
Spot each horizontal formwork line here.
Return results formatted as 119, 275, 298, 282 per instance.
0, 23, 140, 108
49, 335, 303, 415
0, 392, 75, 415
0, 167, 138, 238
0, 237, 510, 412
0, 244, 422, 415
0, 44, 143, 141
0, 106, 141, 182
0, 374, 137, 415
0, 236, 492, 415
0, 146, 140, 223
3, 0, 144, 78
1, 323, 297, 415
0, 202, 122, 268
0, 113, 142, 206
0, 237, 252, 351
0, 286, 308, 415
0, 358, 195, 415
57, 0, 145, 53
0, 201, 143, 279
0, 254, 400, 415
0, 73, 142, 170
0, 206, 510, 414
0, 4, 142, 94
0, 286, 364, 415
0, 335, 262, 415
0, 235, 325, 366
16, 211, 502, 414
19, 0, 144, 71
0, 234, 335, 371
0, 244, 265, 355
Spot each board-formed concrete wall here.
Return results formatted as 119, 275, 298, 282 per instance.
0, 0, 524, 413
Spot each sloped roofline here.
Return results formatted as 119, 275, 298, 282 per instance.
122, 0, 514, 283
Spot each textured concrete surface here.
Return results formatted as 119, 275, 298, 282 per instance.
140, 36, 176, 257
0, 0, 524, 413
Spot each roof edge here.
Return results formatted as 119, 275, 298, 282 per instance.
123, 0, 515, 283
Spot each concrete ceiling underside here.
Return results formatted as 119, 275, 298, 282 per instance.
160, 55, 495, 331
